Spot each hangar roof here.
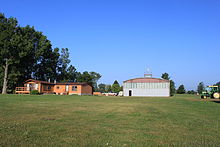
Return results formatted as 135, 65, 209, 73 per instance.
123, 78, 170, 83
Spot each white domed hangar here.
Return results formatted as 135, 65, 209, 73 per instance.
123, 74, 170, 97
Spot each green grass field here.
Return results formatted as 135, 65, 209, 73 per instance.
0, 94, 220, 147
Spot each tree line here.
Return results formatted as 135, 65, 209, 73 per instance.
97, 80, 123, 93
175, 81, 220, 95
167, 80, 220, 95
161, 73, 220, 95
0, 13, 101, 94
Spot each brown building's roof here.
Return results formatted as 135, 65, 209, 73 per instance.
56, 82, 88, 86
24, 79, 90, 86
25, 79, 54, 85
123, 78, 170, 83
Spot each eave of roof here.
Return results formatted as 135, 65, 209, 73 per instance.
24, 79, 54, 85
56, 82, 88, 86
123, 77, 170, 83
24, 79, 89, 86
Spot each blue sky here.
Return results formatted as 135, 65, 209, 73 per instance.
1, 0, 220, 90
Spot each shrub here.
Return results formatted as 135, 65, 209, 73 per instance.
30, 90, 40, 95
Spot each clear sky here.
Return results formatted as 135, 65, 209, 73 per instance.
1, 0, 220, 90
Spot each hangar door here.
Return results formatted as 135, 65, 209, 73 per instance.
129, 90, 132, 96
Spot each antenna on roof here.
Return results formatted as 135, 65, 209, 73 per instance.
146, 68, 151, 73
144, 67, 152, 78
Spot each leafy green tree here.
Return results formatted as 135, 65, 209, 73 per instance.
112, 80, 121, 93
161, 73, 170, 80
66, 65, 77, 82
89, 72, 101, 91
98, 83, 106, 93
161, 73, 176, 96
0, 13, 64, 93
197, 82, 205, 94
177, 85, 186, 94
187, 90, 196, 94
76, 71, 93, 84
76, 71, 101, 91
105, 85, 112, 93
16, 27, 59, 85
0, 13, 101, 93
214, 82, 220, 93
49, 48, 61, 81
53, 48, 79, 82
0, 13, 19, 94
215, 82, 220, 87
33, 34, 58, 81
120, 86, 123, 91
14, 26, 37, 82
170, 80, 176, 96
57, 48, 71, 81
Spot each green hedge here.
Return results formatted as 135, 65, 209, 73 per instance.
30, 90, 40, 95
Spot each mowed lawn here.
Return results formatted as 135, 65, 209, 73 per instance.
0, 94, 220, 147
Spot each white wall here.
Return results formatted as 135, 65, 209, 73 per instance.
123, 82, 170, 97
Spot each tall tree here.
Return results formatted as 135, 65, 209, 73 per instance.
111, 80, 121, 93
197, 82, 205, 94
15, 26, 38, 83
0, 13, 19, 94
48, 48, 60, 81
57, 48, 71, 82
177, 85, 186, 94
0, 13, 63, 93
170, 80, 176, 96
65, 65, 77, 82
32, 32, 57, 81
55, 48, 79, 82
161, 72, 176, 96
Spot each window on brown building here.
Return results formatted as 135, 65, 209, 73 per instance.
72, 86, 77, 91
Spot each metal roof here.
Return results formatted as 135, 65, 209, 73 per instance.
123, 77, 170, 83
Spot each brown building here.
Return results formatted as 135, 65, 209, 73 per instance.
15, 79, 92, 95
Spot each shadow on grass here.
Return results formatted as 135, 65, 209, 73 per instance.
212, 100, 220, 104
